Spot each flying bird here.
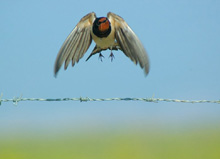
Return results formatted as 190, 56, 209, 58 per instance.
54, 12, 150, 76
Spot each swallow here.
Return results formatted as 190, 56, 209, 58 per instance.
54, 12, 150, 76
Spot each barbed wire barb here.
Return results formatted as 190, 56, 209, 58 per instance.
0, 93, 3, 106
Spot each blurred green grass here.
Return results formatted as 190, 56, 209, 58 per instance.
1, 128, 220, 159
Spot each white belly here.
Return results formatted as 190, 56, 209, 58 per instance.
91, 28, 115, 49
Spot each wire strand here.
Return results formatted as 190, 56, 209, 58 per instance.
0, 95, 219, 105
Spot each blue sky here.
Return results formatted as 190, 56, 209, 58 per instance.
0, 0, 220, 134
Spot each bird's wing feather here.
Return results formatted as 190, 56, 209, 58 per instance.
54, 12, 96, 76
107, 12, 150, 75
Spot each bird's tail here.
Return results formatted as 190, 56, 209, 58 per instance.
86, 45, 103, 61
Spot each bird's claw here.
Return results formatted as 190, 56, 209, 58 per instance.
98, 53, 104, 62
109, 52, 115, 62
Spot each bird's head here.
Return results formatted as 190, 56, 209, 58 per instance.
97, 17, 110, 32
93, 17, 111, 37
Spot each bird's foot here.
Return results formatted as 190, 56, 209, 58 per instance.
109, 52, 115, 62
98, 53, 104, 62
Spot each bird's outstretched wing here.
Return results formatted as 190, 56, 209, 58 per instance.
107, 12, 150, 75
54, 12, 96, 76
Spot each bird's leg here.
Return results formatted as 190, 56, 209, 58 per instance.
98, 53, 104, 62
109, 52, 115, 62
109, 47, 115, 62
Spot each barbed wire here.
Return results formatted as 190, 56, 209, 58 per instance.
0, 95, 220, 105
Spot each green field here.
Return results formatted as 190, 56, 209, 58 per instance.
1, 128, 220, 159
